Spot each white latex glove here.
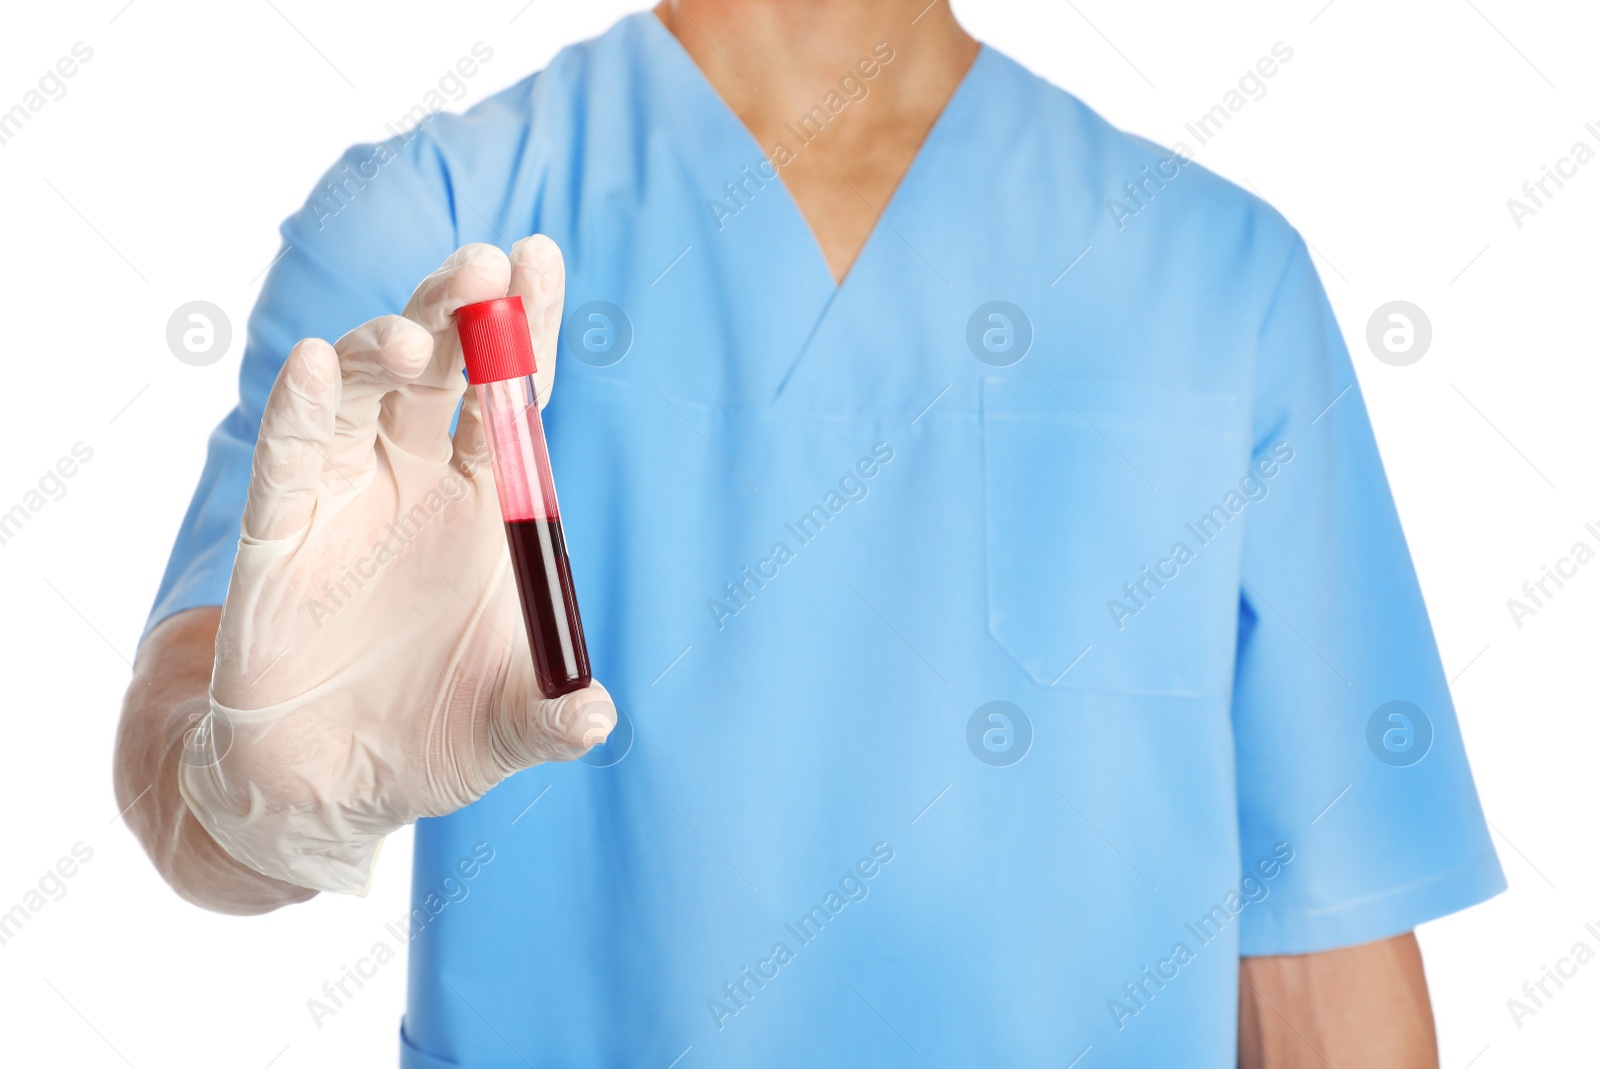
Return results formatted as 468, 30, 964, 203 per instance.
179, 238, 615, 895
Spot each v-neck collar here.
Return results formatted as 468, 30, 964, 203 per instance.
635, 10, 991, 296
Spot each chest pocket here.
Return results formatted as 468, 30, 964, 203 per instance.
982, 376, 1248, 698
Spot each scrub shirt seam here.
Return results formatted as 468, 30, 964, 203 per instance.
1256, 229, 1308, 348
1246, 228, 1309, 459
1239, 851, 1506, 957
1293, 852, 1506, 920
416, 127, 462, 246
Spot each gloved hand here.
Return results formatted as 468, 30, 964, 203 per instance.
179, 237, 615, 895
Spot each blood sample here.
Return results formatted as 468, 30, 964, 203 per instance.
455, 296, 591, 699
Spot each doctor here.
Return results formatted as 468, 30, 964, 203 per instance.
114, 2, 1503, 1066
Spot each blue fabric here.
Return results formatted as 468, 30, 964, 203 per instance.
147, 13, 1504, 1067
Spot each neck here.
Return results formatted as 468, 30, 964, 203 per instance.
653, 1, 977, 127
651, 0, 980, 284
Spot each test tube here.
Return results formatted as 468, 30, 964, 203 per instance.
455, 296, 591, 699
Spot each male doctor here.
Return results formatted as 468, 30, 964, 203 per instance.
115, 2, 1504, 1066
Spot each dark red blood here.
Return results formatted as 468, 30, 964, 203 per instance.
504, 518, 591, 699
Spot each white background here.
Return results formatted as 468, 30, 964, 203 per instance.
1, 1, 1595, 1066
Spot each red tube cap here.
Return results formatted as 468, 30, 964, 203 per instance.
456, 296, 537, 384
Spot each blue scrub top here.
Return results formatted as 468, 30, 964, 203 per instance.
149, 12, 1504, 1068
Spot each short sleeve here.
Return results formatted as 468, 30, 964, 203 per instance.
141, 132, 459, 644
1232, 234, 1505, 956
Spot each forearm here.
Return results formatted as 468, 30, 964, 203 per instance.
113, 606, 318, 915
1239, 932, 1437, 1069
